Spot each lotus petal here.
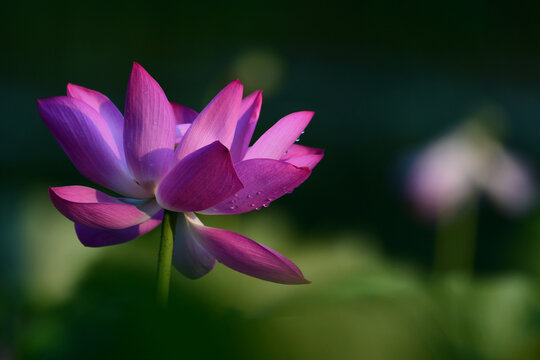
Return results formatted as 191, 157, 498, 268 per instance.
201, 159, 310, 215
281, 144, 324, 170
172, 213, 216, 279
185, 213, 309, 284
49, 186, 161, 229
75, 210, 163, 247
37, 96, 147, 198
66, 83, 125, 163
175, 123, 191, 143
230, 91, 262, 162
124, 63, 176, 191
171, 102, 198, 124
175, 80, 243, 161
244, 111, 313, 160
156, 141, 243, 212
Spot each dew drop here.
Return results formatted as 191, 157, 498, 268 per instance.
283, 151, 288, 155
234, 193, 239, 198
229, 205, 238, 210
247, 194, 253, 199
263, 204, 269, 208
256, 206, 262, 210
256, 191, 262, 195
295, 138, 300, 142
250, 203, 255, 207
301, 131, 305, 134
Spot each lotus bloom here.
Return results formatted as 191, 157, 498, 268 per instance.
406, 122, 534, 218
37, 63, 323, 285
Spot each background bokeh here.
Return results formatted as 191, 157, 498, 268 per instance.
2, 1, 540, 359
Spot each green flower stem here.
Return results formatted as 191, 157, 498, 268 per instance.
156, 209, 176, 307
433, 199, 478, 274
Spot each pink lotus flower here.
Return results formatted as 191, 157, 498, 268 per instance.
406, 123, 534, 218
37, 63, 323, 285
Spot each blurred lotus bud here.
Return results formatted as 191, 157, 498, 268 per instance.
406, 122, 535, 218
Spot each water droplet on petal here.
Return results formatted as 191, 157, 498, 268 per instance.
229, 205, 238, 210
295, 138, 300, 142
301, 131, 305, 134
256, 191, 262, 195
250, 203, 255, 207
247, 194, 253, 199
234, 193, 239, 198
263, 204, 269, 208
283, 151, 288, 155
256, 207, 262, 210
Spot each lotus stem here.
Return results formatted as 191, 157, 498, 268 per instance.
156, 209, 176, 306
433, 199, 478, 274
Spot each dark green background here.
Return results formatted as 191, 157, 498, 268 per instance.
2, 1, 540, 359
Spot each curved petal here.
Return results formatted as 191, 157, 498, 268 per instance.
75, 210, 163, 247
175, 80, 243, 161
49, 186, 161, 229
201, 159, 310, 215
172, 213, 216, 279
124, 62, 176, 191
156, 141, 243, 212
281, 144, 324, 159
482, 151, 535, 214
244, 111, 314, 161
185, 213, 309, 284
171, 102, 198, 124
281, 144, 324, 170
230, 91, 263, 163
37, 96, 148, 198
66, 83, 125, 164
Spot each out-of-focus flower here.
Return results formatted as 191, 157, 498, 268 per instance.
406, 123, 535, 218
37, 63, 323, 284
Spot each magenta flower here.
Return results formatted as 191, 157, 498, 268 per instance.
37, 63, 323, 289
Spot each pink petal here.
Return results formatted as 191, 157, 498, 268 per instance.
172, 213, 216, 279
66, 83, 125, 163
201, 159, 310, 215
244, 111, 314, 161
482, 151, 536, 215
49, 186, 161, 229
124, 63, 176, 191
185, 213, 309, 284
175, 123, 191, 144
281, 144, 324, 159
170, 102, 198, 124
229, 91, 263, 163
37, 96, 148, 198
281, 144, 324, 170
156, 141, 243, 212
175, 80, 243, 161
75, 211, 163, 247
